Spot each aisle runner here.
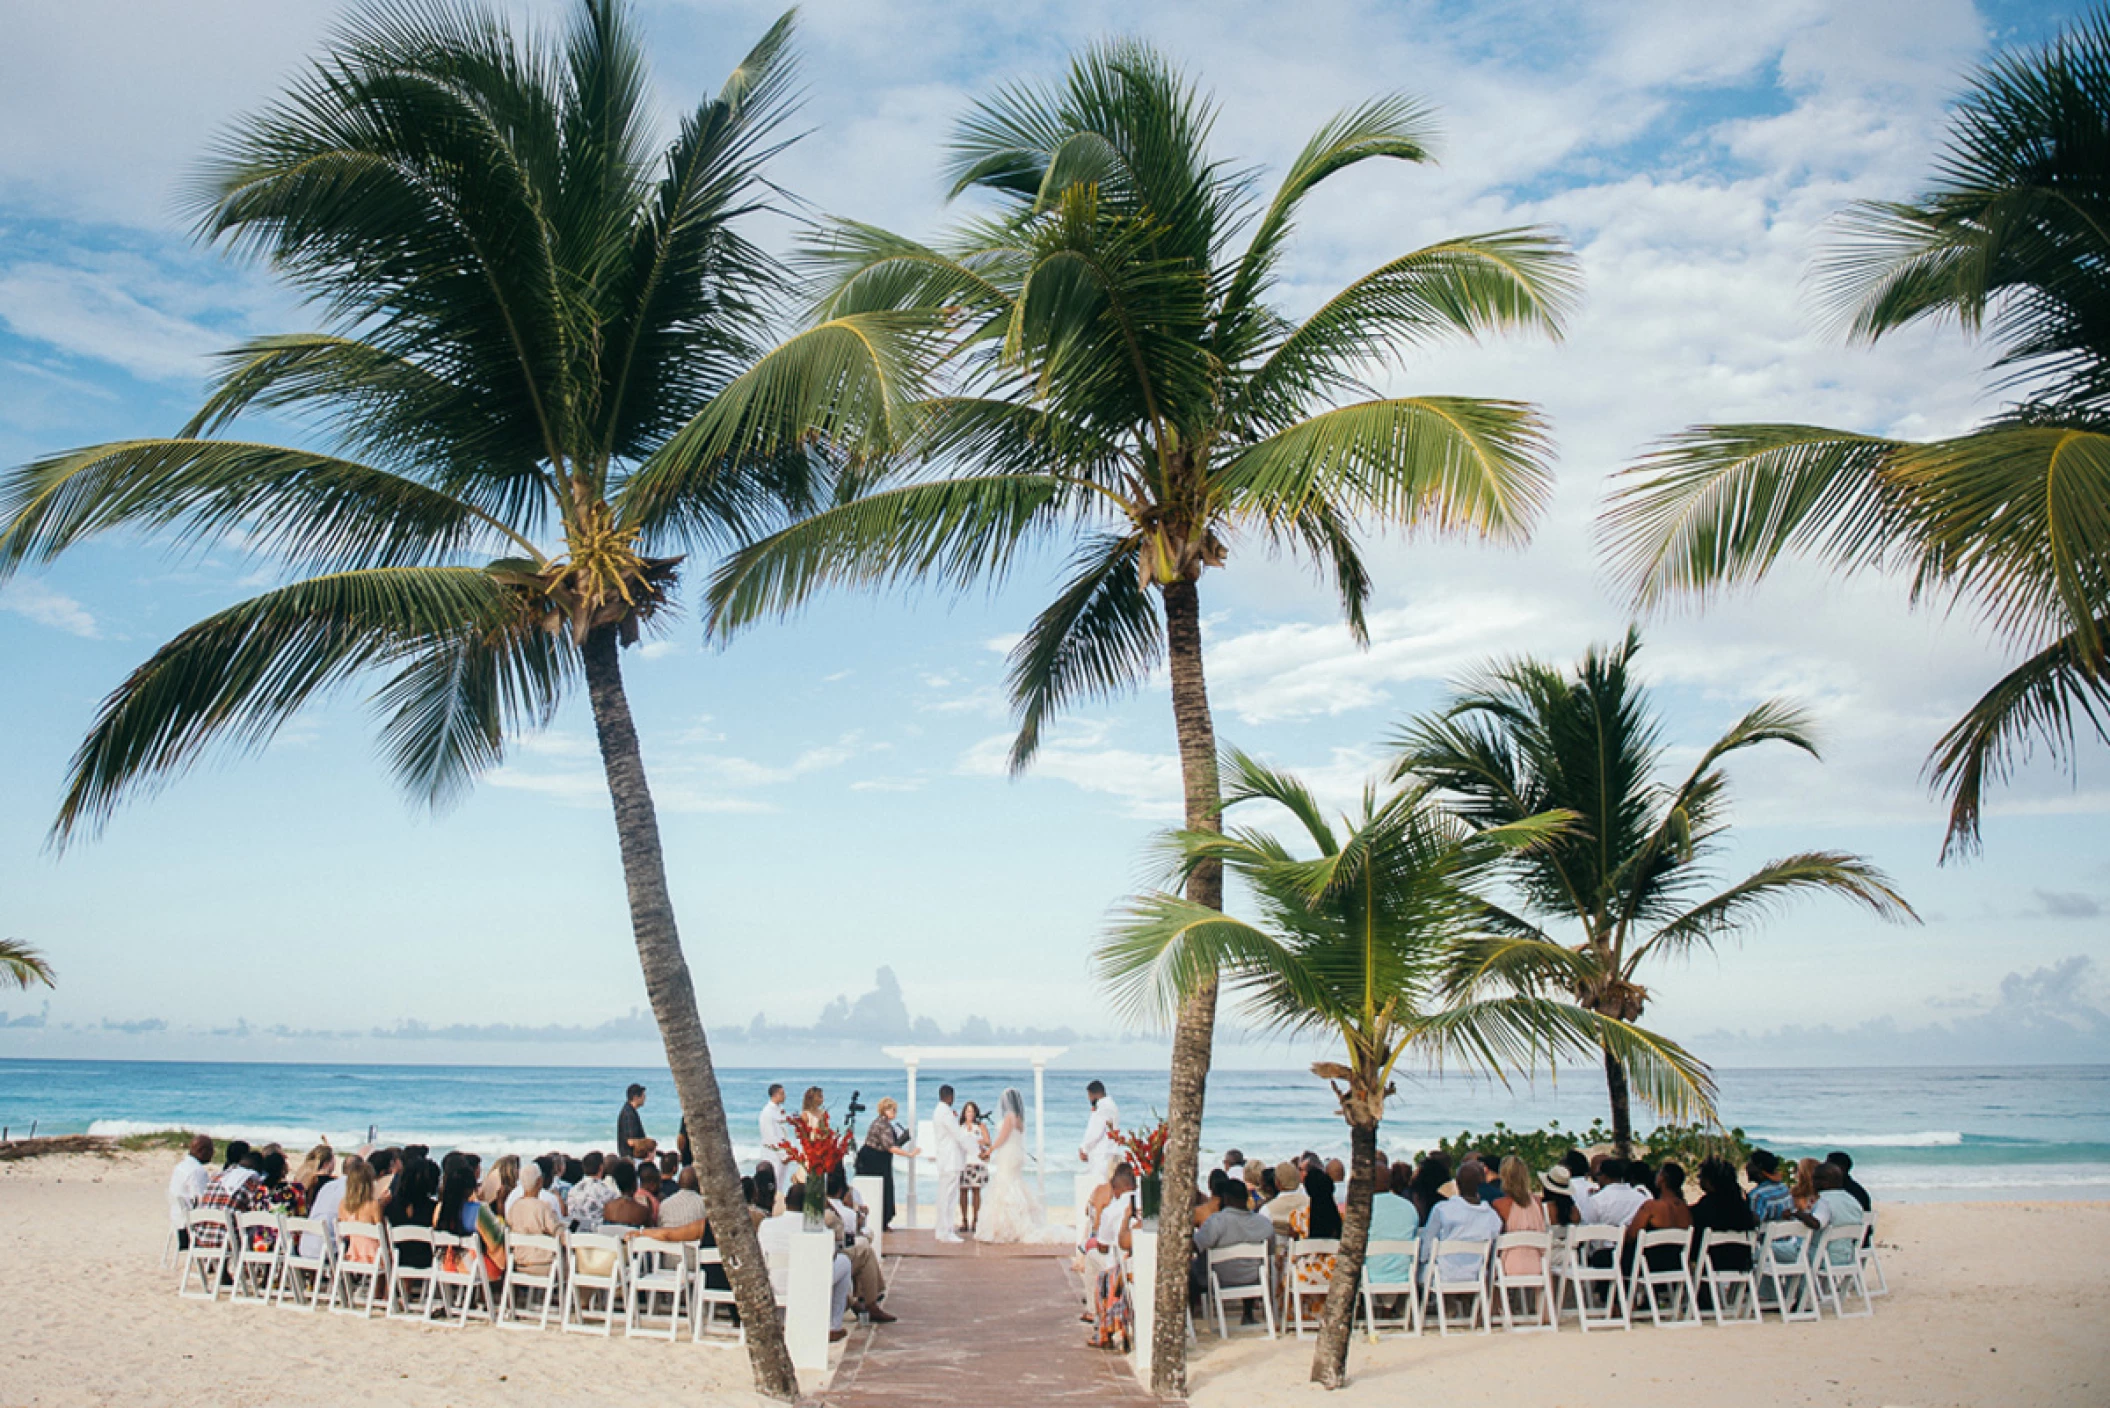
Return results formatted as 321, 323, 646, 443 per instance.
825, 1232, 1159, 1406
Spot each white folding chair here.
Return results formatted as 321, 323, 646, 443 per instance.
275, 1216, 332, 1311
1205, 1243, 1275, 1339
1492, 1231, 1555, 1332
498, 1232, 567, 1331
1756, 1222, 1819, 1322
1627, 1229, 1702, 1327
386, 1224, 439, 1320
1812, 1225, 1874, 1318
561, 1231, 628, 1336
1359, 1239, 1421, 1338
1419, 1239, 1493, 1336
430, 1229, 495, 1325
231, 1212, 285, 1304
626, 1240, 690, 1341
1285, 1238, 1340, 1339
327, 1221, 390, 1317
163, 1192, 193, 1270
1860, 1209, 1890, 1296
691, 1246, 743, 1344
178, 1207, 235, 1301
1557, 1225, 1630, 1331
1696, 1229, 1761, 1325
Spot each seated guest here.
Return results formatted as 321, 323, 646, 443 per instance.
751, 1165, 780, 1222
1294, 1163, 1342, 1239
433, 1160, 504, 1280
368, 1148, 400, 1203
1804, 1161, 1865, 1268
196, 1148, 265, 1256
1261, 1160, 1308, 1235
167, 1134, 215, 1251
822, 1169, 895, 1324
1407, 1153, 1452, 1223
601, 1160, 652, 1229
568, 1152, 615, 1233
1188, 1182, 1274, 1316
1364, 1162, 1421, 1293
480, 1155, 521, 1226
290, 1143, 335, 1210
1222, 1148, 1247, 1182
659, 1150, 680, 1182
1324, 1158, 1348, 1207
1417, 1159, 1502, 1282
252, 1151, 303, 1249
336, 1155, 386, 1265
1492, 1156, 1548, 1276
1538, 1165, 1581, 1226
657, 1165, 707, 1230
758, 1184, 855, 1342
550, 1155, 579, 1203
1576, 1157, 1647, 1227
637, 1160, 665, 1222
1194, 1169, 1230, 1228
385, 1157, 440, 1269
1627, 1160, 1656, 1194
505, 1162, 563, 1275
1622, 1160, 1693, 1271
1826, 1151, 1873, 1212
518, 1156, 564, 1219
219, 1140, 253, 1182
1242, 1158, 1267, 1207
1689, 1155, 1757, 1274
1745, 1150, 1794, 1223
1558, 1148, 1594, 1200
1791, 1157, 1820, 1214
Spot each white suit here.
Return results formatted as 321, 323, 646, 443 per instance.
932, 1100, 971, 1242
758, 1098, 790, 1188
1079, 1094, 1120, 1181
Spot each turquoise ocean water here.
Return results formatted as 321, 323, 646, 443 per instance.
4, 1059, 2106, 1204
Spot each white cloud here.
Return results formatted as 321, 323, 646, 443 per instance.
1, 580, 98, 637
958, 727, 1184, 819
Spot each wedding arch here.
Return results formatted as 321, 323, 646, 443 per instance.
881, 1044, 1068, 1222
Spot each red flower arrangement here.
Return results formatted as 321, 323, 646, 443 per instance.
773, 1111, 854, 1177
1113, 1114, 1170, 1177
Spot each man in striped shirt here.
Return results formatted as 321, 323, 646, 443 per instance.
1746, 1149, 1795, 1222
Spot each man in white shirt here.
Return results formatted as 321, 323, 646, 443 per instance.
1078, 1080, 1120, 1180
758, 1084, 791, 1187
1417, 1160, 1503, 1283
1575, 1157, 1648, 1228
167, 1134, 214, 1248
932, 1085, 970, 1243
758, 1184, 854, 1341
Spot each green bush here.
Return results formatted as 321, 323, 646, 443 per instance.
1418, 1119, 1750, 1172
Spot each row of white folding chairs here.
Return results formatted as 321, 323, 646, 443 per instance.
176, 1208, 751, 1343
1198, 1216, 1880, 1344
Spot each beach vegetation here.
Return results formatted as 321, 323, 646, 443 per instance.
1096, 749, 1712, 1388
0, 1, 819, 1394
1393, 633, 1917, 1155
1600, 11, 2110, 861
695, 45, 1578, 1390
1426, 1117, 1752, 1173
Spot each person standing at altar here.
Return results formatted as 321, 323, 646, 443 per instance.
933, 1085, 973, 1243
1078, 1080, 1120, 1181
758, 1083, 790, 1187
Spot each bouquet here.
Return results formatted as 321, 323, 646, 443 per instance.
1113, 1114, 1169, 1178
772, 1110, 854, 1179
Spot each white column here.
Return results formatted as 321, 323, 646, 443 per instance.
853, 1174, 885, 1258
1032, 1057, 1047, 1206
903, 1060, 919, 1230
1129, 1229, 1158, 1386
784, 1228, 834, 1371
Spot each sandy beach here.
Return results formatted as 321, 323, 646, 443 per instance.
4, 1149, 2106, 1407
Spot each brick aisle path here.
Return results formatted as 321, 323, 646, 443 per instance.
822, 1231, 1160, 1407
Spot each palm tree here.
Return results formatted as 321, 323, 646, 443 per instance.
1600, 13, 2110, 861
0, 2, 818, 1394
1393, 633, 1917, 1154
693, 45, 1578, 1389
1097, 750, 1711, 1388
0, 939, 54, 990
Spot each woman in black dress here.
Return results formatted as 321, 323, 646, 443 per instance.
855, 1096, 917, 1229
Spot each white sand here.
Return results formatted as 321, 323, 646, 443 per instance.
4, 1150, 2106, 1406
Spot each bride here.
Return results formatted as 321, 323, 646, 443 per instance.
977, 1087, 1061, 1244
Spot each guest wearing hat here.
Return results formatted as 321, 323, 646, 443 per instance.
1261, 1160, 1309, 1236
1540, 1163, 1582, 1226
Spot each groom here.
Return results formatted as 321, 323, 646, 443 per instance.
1078, 1079, 1120, 1181
932, 1084, 973, 1243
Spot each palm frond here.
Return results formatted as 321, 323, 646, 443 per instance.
1411, 996, 1715, 1123
1601, 425, 1912, 611
0, 439, 522, 580
1634, 852, 1918, 966
373, 607, 573, 810
51, 567, 515, 844
1222, 396, 1555, 542
1096, 893, 1336, 1033
0, 938, 55, 990
1004, 534, 1160, 773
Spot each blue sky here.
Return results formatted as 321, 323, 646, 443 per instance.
1, 0, 2105, 1071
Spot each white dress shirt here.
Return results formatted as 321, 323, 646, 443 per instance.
167, 1154, 209, 1229
1577, 1181, 1649, 1228
1080, 1096, 1120, 1175
933, 1101, 966, 1175
759, 1099, 790, 1176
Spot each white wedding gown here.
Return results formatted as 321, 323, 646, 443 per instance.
977, 1120, 1066, 1244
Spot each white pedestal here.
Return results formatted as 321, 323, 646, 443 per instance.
784, 1228, 834, 1371
1129, 1229, 1157, 1386
853, 1174, 885, 1257
1074, 1173, 1101, 1242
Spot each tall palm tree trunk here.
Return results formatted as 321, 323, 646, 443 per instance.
1603, 1043, 1635, 1158
1152, 578, 1222, 1396
581, 627, 800, 1401
1312, 1119, 1378, 1387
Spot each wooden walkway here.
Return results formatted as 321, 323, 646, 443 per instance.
823, 1230, 1159, 1407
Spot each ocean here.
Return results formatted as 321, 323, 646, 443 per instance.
4, 1058, 2106, 1204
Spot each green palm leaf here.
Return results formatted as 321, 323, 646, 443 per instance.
0, 939, 55, 991
1004, 534, 1160, 772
